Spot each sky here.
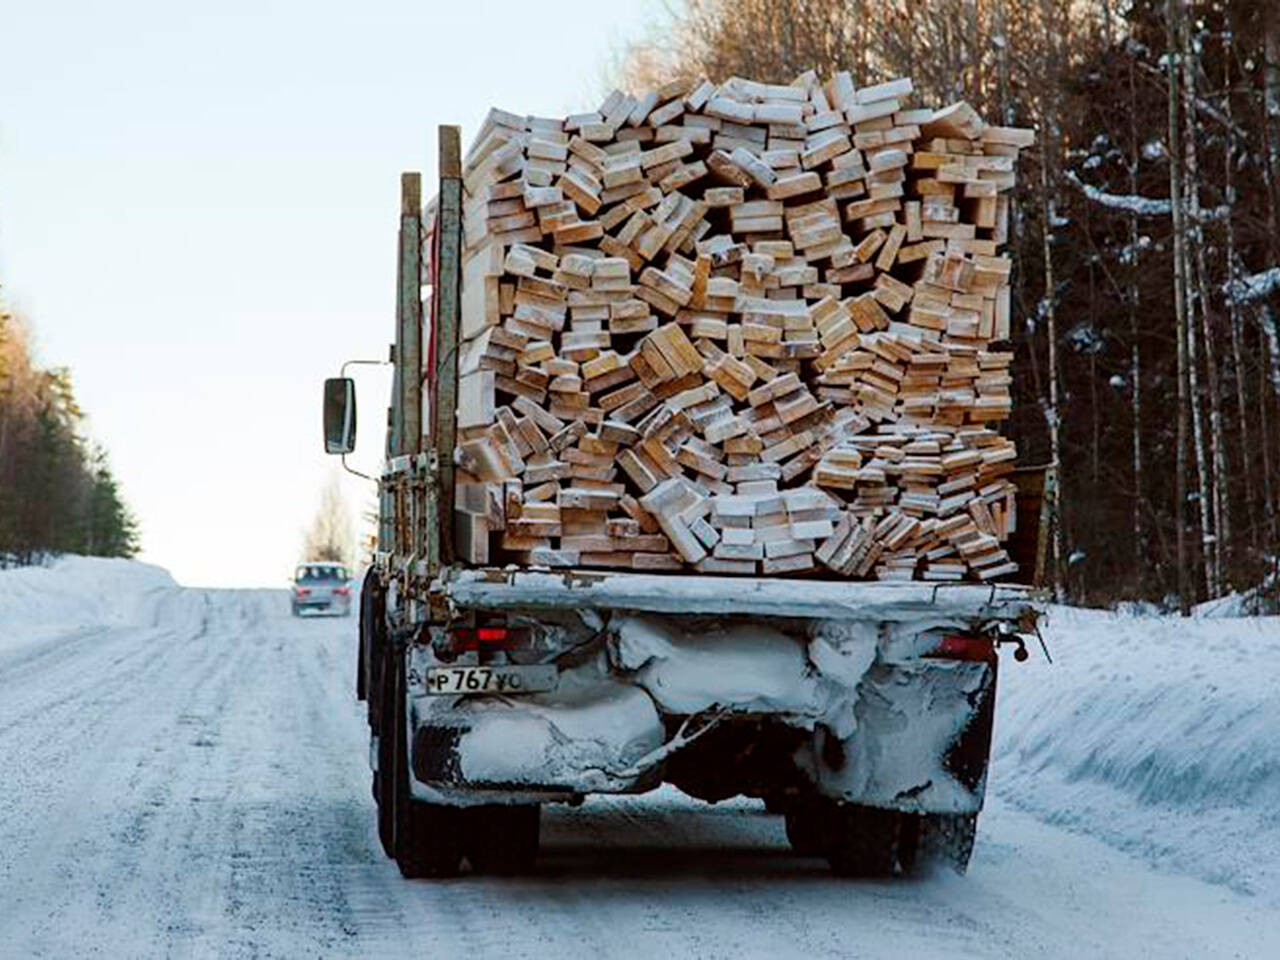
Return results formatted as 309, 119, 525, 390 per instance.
0, 0, 660, 586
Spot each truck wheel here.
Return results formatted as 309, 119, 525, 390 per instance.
356, 635, 366, 701
466, 805, 541, 875
914, 812, 977, 874
374, 655, 396, 858
360, 569, 384, 727
823, 804, 912, 878
783, 800, 825, 856
390, 655, 464, 878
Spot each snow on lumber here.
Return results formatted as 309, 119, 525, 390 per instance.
444, 70, 1034, 583
0, 556, 175, 658
1225, 265, 1280, 304
995, 605, 1280, 898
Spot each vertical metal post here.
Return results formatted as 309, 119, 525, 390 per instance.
432, 126, 463, 566
396, 172, 423, 456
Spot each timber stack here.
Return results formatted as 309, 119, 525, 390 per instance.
443, 69, 1035, 582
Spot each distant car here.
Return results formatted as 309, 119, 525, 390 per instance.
291, 562, 353, 617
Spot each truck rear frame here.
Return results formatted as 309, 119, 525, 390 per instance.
335, 130, 1049, 879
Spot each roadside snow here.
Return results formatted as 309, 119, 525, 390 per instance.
994, 604, 1280, 903
0, 556, 175, 658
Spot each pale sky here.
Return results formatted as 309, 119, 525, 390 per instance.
0, 0, 659, 586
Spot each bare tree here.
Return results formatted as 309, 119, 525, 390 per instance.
1179, 11, 1227, 594
1166, 0, 1193, 611
302, 473, 355, 565
1221, 12, 1255, 560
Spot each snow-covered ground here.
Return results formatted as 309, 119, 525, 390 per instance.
0, 556, 174, 659
1, 558, 1278, 958
994, 605, 1280, 904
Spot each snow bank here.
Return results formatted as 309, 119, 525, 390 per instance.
0, 556, 176, 658
993, 605, 1280, 900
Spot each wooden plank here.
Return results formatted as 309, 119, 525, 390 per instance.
430, 131, 465, 567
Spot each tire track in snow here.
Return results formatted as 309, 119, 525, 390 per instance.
0, 590, 237, 955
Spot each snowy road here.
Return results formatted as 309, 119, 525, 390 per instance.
2, 583, 1277, 959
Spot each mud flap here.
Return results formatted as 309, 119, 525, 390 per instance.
412, 722, 467, 784
805, 658, 995, 815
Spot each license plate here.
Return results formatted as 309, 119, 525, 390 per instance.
424, 664, 557, 696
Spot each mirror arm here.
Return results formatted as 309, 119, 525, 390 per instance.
340, 453, 376, 483
341, 359, 389, 376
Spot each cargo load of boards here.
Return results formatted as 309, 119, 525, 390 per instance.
442, 69, 1035, 583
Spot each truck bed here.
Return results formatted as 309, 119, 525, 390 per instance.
441, 566, 1038, 623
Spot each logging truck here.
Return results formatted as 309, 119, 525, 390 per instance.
323, 109, 1049, 879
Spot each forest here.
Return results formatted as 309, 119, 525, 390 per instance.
0, 291, 139, 564
621, 0, 1280, 609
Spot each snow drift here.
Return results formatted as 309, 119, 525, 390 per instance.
994, 605, 1280, 900
0, 556, 176, 658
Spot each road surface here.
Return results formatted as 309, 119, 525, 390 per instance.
1, 586, 1275, 959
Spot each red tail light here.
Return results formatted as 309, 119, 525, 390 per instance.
455, 632, 529, 655
446, 625, 531, 653
334, 587, 351, 596
927, 633, 994, 661
295, 588, 311, 597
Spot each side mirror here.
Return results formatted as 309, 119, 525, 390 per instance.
323, 377, 356, 455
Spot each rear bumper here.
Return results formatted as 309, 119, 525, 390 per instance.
294, 598, 350, 613
407, 666, 666, 803
404, 643, 996, 814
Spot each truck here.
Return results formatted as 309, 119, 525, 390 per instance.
323, 125, 1051, 880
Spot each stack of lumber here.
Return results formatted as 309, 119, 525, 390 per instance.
447, 69, 1034, 582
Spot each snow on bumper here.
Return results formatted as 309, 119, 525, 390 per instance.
408, 659, 667, 799
406, 613, 997, 812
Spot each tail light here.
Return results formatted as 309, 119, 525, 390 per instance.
927, 633, 994, 661
450, 626, 532, 652
333, 587, 351, 596
428, 622, 533, 661
295, 587, 311, 597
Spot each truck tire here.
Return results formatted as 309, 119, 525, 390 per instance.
356, 635, 366, 701
783, 800, 825, 856
390, 653, 464, 878
823, 804, 914, 878
358, 568, 383, 715
466, 805, 541, 875
375, 653, 396, 859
